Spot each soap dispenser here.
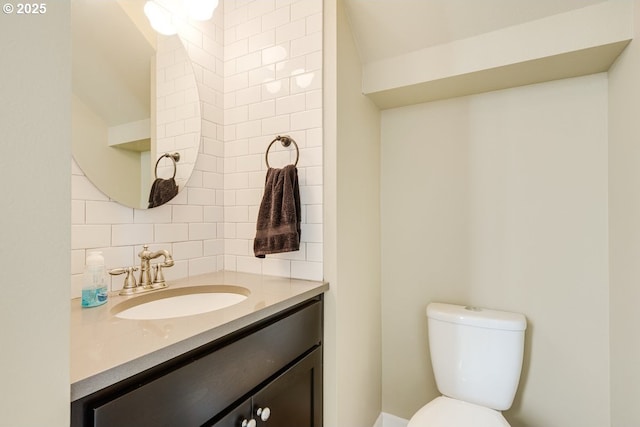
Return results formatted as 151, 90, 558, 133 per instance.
82, 251, 108, 308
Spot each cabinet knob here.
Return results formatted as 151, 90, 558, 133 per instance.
241, 419, 256, 427
256, 407, 271, 421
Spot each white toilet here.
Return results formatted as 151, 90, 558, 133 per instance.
408, 302, 527, 427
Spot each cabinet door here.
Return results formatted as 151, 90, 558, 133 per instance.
210, 398, 252, 427
252, 348, 322, 427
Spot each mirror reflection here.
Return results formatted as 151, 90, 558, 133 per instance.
72, 0, 201, 209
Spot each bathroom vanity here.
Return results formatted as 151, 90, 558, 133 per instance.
70, 271, 327, 427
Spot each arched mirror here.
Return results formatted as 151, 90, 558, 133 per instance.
72, 0, 201, 209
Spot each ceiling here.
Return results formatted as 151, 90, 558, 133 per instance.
342, 0, 609, 64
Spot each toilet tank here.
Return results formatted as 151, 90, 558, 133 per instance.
427, 303, 527, 411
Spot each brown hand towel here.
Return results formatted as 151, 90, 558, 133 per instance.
148, 177, 179, 208
254, 164, 301, 258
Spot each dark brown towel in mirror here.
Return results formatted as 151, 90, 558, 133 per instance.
148, 177, 178, 208
254, 164, 301, 258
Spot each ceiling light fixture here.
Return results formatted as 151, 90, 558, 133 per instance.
183, 0, 218, 21
143, 0, 177, 35
144, 0, 218, 35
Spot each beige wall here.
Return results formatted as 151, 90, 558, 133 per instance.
381, 74, 610, 427
609, 1, 640, 426
324, 0, 382, 425
72, 95, 142, 208
0, 2, 71, 426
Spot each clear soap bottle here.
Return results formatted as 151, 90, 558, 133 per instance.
81, 251, 108, 308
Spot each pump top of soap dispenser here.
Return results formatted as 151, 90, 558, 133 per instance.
86, 251, 104, 266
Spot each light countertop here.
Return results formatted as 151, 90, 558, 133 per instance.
70, 270, 328, 401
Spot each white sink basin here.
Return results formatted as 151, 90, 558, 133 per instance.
112, 285, 250, 320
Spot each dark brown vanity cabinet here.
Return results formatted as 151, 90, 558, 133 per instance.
210, 348, 321, 427
71, 296, 323, 427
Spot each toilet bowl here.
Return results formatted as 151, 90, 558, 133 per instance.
408, 397, 510, 427
407, 303, 527, 427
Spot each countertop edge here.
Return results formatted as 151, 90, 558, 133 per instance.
71, 283, 328, 401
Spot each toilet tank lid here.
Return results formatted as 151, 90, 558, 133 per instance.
427, 303, 527, 331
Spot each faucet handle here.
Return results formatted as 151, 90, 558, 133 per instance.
109, 266, 139, 295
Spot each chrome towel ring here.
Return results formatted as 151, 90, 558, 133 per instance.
154, 152, 180, 179
265, 135, 299, 168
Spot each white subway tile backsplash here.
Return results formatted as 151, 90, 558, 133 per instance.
298, 146, 322, 167
100, 246, 137, 271
236, 16, 261, 40
301, 223, 322, 243
235, 51, 262, 72
225, 39, 249, 61
236, 223, 256, 240
71, 250, 86, 275
236, 154, 262, 172
226, 238, 250, 255
305, 166, 322, 186
72, 225, 111, 250
248, 30, 276, 53
235, 86, 262, 106
187, 187, 216, 205
306, 12, 322, 34
290, 32, 321, 58
248, 0, 275, 19
306, 89, 322, 109
72, 200, 85, 225
225, 205, 250, 222
261, 5, 290, 31
226, 172, 250, 189
71, 0, 322, 294
301, 185, 323, 205
276, 19, 306, 44
291, 0, 322, 21
173, 240, 203, 260
248, 65, 276, 87
262, 258, 291, 277
225, 105, 249, 124
111, 224, 154, 247
290, 108, 321, 131
262, 115, 290, 136
276, 93, 306, 115
172, 205, 204, 223
249, 100, 276, 120
85, 201, 134, 224
306, 242, 323, 262
306, 204, 322, 224
226, 72, 249, 93
204, 239, 224, 256
134, 205, 172, 224
189, 256, 219, 275
189, 223, 217, 240
154, 223, 189, 242
236, 255, 263, 274
204, 206, 224, 222
291, 260, 322, 281
261, 78, 290, 100
236, 119, 262, 139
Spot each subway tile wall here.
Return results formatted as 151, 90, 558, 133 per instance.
71, 0, 322, 297
223, 0, 323, 280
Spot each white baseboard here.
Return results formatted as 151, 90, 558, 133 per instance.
373, 412, 409, 427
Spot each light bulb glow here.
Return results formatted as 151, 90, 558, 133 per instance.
184, 0, 218, 21
144, 0, 177, 35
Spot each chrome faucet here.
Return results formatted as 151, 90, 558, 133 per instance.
109, 245, 174, 296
